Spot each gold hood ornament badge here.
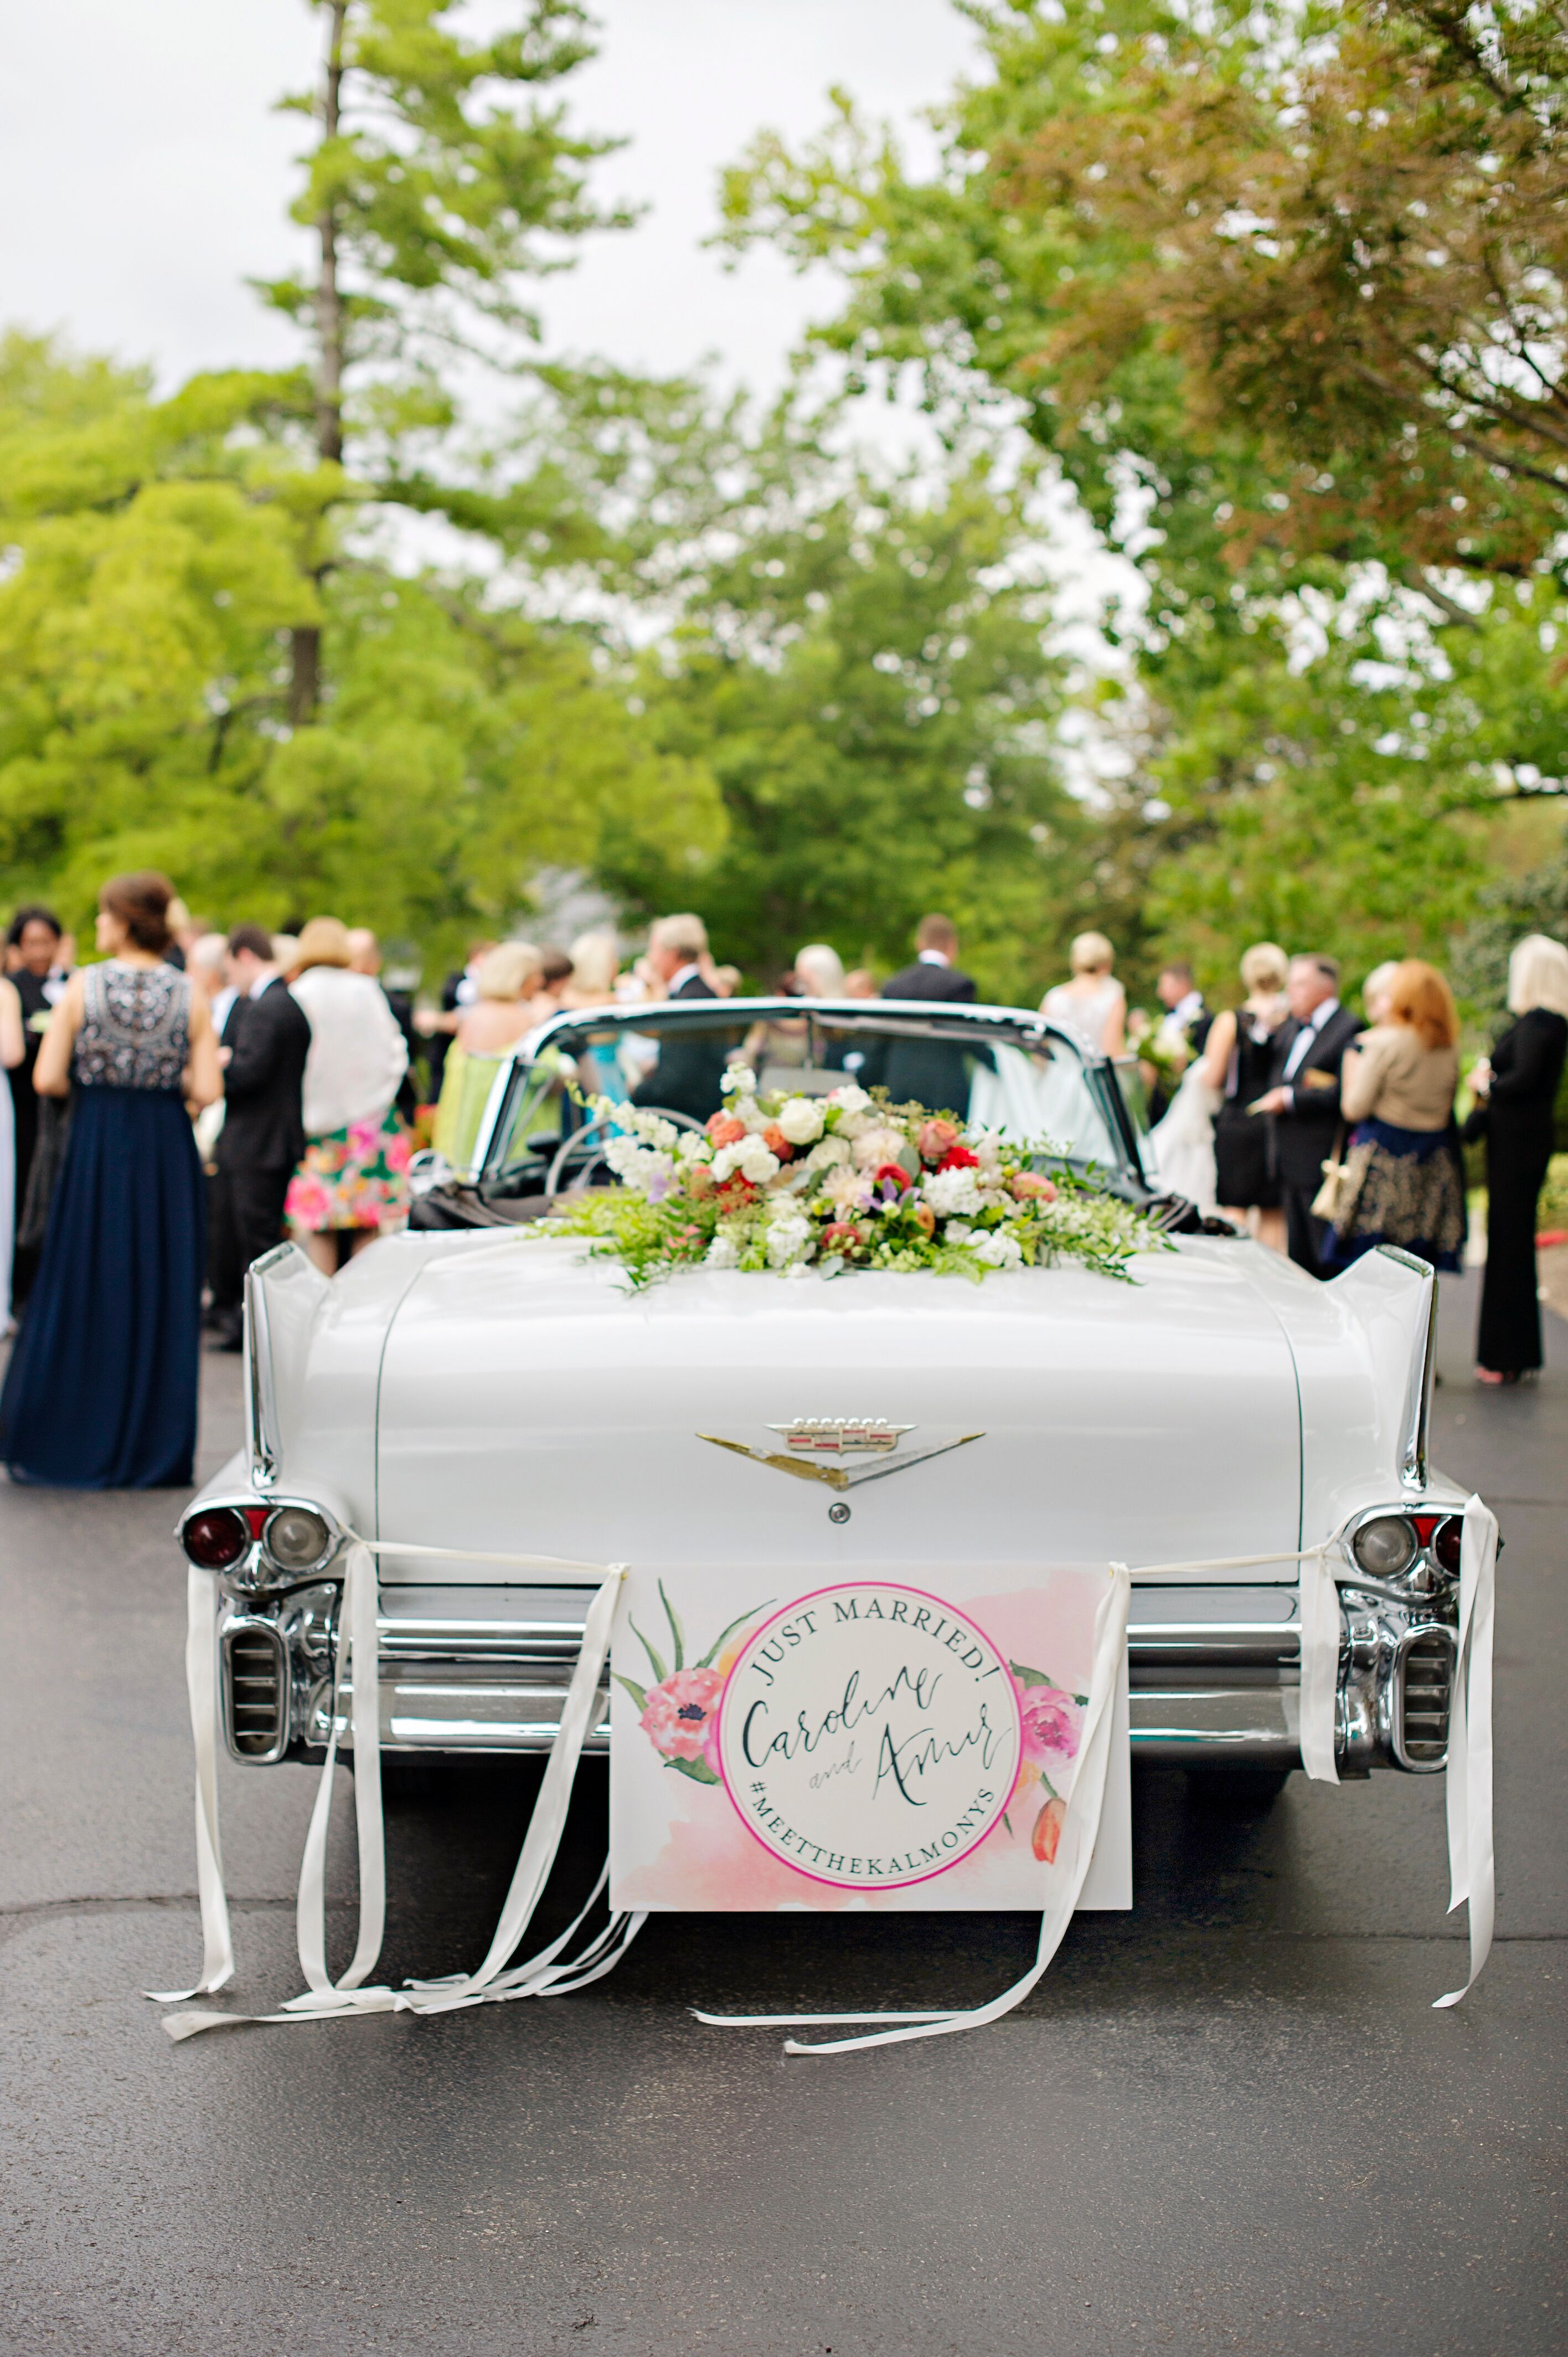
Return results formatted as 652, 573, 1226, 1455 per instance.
697, 1420, 984, 1494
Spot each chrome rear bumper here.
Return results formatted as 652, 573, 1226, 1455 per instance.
216, 1578, 1453, 1777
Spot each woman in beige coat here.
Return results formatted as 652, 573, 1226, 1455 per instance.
1321, 960, 1464, 1273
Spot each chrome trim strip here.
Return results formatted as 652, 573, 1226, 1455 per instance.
241, 1245, 294, 1493
1376, 1244, 1437, 1493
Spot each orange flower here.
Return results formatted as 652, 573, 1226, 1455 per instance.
706, 1114, 745, 1147
1031, 1795, 1066, 1864
912, 1201, 936, 1237
761, 1124, 794, 1161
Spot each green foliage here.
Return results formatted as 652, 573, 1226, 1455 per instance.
257, 1, 621, 361
0, 332, 724, 965
1452, 833, 1568, 1018
635, 451, 1083, 995
716, 0, 1568, 989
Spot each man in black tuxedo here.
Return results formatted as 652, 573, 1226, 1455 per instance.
1251, 953, 1363, 1277
874, 914, 982, 1114
630, 914, 728, 1123
208, 924, 312, 1349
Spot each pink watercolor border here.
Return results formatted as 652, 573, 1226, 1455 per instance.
714, 1579, 1026, 1893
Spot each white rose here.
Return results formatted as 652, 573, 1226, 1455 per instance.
711, 1143, 743, 1182
805, 1135, 850, 1170
736, 1140, 781, 1185
827, 1084, 871, 1116
777, 1096, 824, 1145
922, 1166, 983, 1217
723, 1066, 758, 1097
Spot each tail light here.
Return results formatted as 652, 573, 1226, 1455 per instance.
181, 1507, 250, 1569
1432, 1516, 1463, 1575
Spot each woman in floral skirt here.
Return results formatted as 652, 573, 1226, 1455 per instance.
284, 917, 410, 1274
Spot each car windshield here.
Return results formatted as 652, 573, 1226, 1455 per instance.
473, 1001, 1147, 1197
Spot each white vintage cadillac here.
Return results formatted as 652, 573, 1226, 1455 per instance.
178, 996, 1468, 1813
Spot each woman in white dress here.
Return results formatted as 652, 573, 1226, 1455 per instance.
1041, 932, 1127, 1058
0, 972, 24, 1329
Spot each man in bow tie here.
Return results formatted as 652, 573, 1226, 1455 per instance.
1251, 953, 1364, 1275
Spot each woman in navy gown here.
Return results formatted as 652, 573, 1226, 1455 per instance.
0, 873, 221, 1488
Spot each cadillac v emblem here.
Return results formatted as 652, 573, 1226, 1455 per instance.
767, 1418, 914, 1455
697, 1420, 983, 1493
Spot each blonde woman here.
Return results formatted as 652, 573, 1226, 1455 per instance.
1324, 960, 1464, 1275
1041, 932, 1126, 1057
1465, 934, 1568, 1382
1199, 942, 1290, 1248
284, 917, 410, 1271
455, 942, 544, 1056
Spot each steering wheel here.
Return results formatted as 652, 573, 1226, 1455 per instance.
544, 1104, 706, 1204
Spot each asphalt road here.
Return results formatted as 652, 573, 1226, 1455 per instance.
2, 1268, 1564, 2357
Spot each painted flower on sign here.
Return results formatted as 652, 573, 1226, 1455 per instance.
615, 1581, 768, 1786
640, 1668, 725, 1770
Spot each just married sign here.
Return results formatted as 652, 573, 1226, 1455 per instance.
610, 1563, 1131, 1913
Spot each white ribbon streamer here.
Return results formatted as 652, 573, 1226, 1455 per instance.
694, 1562, 1132, 2055
1434, 1495, 1497, 2009
294, 1541, 384, 1998
144, 1567, 236, 2002
153, 1540, 630, 2040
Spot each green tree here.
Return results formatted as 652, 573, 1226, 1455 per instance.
256, 0, 631, 720
638, 457, 1085, 996
716, 0, 1568, 991
0, 331, 725, 965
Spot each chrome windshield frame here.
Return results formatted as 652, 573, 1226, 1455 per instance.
469, 997, 1148, 1190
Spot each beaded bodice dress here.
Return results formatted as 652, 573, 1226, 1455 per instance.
74, 961, 190, 1091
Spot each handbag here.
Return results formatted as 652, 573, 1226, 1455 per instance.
1310, 1124, 1357, 1225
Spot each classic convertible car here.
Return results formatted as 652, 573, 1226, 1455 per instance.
178, 997, 1464, 1800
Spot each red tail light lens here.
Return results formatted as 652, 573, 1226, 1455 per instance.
182, 1507, 250, 1569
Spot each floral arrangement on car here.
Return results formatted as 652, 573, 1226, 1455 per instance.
530, 1067, 1165, 1288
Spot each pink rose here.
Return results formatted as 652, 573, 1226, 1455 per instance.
640, 1666, 726, 1766
706, 1114, 746, 1147
1011, 1171, 1057, 1202
917, 1117, 960, 1164
1017, 1683, 1081, 1764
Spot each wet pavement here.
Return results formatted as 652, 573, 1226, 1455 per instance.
1, 1268, 1563, 2355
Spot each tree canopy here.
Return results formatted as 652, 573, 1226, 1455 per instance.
718, 0, 1568, 997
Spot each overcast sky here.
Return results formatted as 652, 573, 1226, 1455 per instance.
1, 0, 982, 393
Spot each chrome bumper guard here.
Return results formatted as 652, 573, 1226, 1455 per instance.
216, 1577, 1454, 1776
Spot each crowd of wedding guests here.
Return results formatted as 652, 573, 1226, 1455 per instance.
1048, 928, 1568, 1388
0, 871, 1564, 1494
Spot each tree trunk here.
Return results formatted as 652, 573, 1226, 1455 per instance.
288, 626, 321, 730
314, 1, 347, 468
292, 1, 348, 725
